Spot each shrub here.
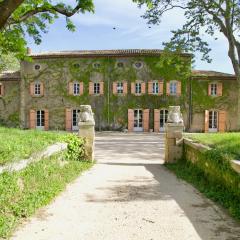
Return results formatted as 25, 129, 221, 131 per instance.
64, 134, 86, 161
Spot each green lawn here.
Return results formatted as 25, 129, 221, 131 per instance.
0, 127, 68, 165
0, 152, 93, 238
185, 132, 240, 159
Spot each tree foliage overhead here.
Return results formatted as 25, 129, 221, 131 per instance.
134, 0, 240, 77
0, 0, 94, 59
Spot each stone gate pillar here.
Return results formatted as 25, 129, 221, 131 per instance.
78, 105, 95, 161
165, 106, 184, 163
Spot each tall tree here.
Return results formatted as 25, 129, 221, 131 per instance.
0, 0, 94, 59
134, 0, 240, 127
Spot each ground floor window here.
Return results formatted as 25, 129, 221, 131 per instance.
209, 110, 218, 132
94, 83, 100, 94
72, 109, 80, 131
160, 109, 168, 131
134, 109, 143, 131
36, 110, 45, 130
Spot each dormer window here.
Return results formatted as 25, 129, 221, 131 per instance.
73, 63, 80, 68
34, 82, 41, 95
117, 62, 124, 68
93, 63, 101, 69
134, 62, 143, 69
34, 64, 41, 70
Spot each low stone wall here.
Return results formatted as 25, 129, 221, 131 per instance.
0, 142, 67, 174
183, 138, 240, 174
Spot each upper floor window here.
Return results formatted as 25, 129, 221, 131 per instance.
73, 82, 80, 95
73, 63, 80, 68
34, 64, 41, 70
117, 62, 124, 68
153, 82, 159, 94
170, 81, 177, 95
210, 83, 217, 96
133, 62, 143, 69
93, 63, 101, 69
34, 82, 41, 95
135, 82, 142, 94
117, 82, 124, 94
94, 82, 100, 94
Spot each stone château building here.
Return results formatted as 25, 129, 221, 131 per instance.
0, 49, 237, 132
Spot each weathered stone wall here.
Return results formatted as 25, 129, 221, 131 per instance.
21, 56, 190, 130
0, 80, 20, 127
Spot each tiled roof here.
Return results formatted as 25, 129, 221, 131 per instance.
30, 49, 192, 59
192, 70, 236, 80
0, 71, 20, 80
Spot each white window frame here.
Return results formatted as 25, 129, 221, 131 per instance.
133, 62, 143, 69
135, 82, 142, 94
210, 83, 217, 96
170, 81, 177, 95
36, 110, 45, 130
72, 109, 80, 131
34, 82, 41, 96
134, 109, 143, 132
117, 82, 124, 94
34, 64, 41, 71
153, 82, 159, 94
73, 82, 80, 96
209, 110, 218, 132
94, 82, 100, 94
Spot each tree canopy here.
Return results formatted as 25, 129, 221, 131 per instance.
0, 0, 94, 59
134, 0, 240, 77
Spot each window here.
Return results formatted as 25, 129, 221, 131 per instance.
160, 109, 168, 130
34, 64, 41, 70
36, 110, 45, 129
93, 63, 101, 69
134, 62, 143, 69
209, 111, 218, 132
34, 82, 41, 95
170, 81, 177, 95
117, 62, 124, 68
117, 82, 123, 94
210, 83, 217, 96
135, 82, 142, 94
94, 83, 100, 94
73, 83, 80, 95
73, 63, 80, 68
153, 82, 159, 94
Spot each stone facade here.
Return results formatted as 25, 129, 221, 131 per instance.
0, 49, 238, 132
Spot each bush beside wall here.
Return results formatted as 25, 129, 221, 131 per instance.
166, 142, 240, 220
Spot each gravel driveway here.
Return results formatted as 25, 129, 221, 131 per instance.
12, 133, 240, 240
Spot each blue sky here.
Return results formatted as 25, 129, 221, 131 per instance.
27, 0, 234, 73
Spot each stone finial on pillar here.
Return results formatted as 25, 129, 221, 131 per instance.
165, 106, 184, 163
78, 105, 95, 161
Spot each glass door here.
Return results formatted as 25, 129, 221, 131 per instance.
72, 109, 80, 131
36, 110, 45, 130
134, 109, 143, 132
209, 111, 218, 132
160, 109, 168, 132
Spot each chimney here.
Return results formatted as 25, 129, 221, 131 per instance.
27, 47, 32, 55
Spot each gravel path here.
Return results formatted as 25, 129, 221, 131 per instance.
12, 133, 240, 240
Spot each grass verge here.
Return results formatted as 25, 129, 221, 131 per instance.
0, 152, 93, 239
166, 157, 240, 221
0, 127, 68, 165
185, 132, 240, 159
